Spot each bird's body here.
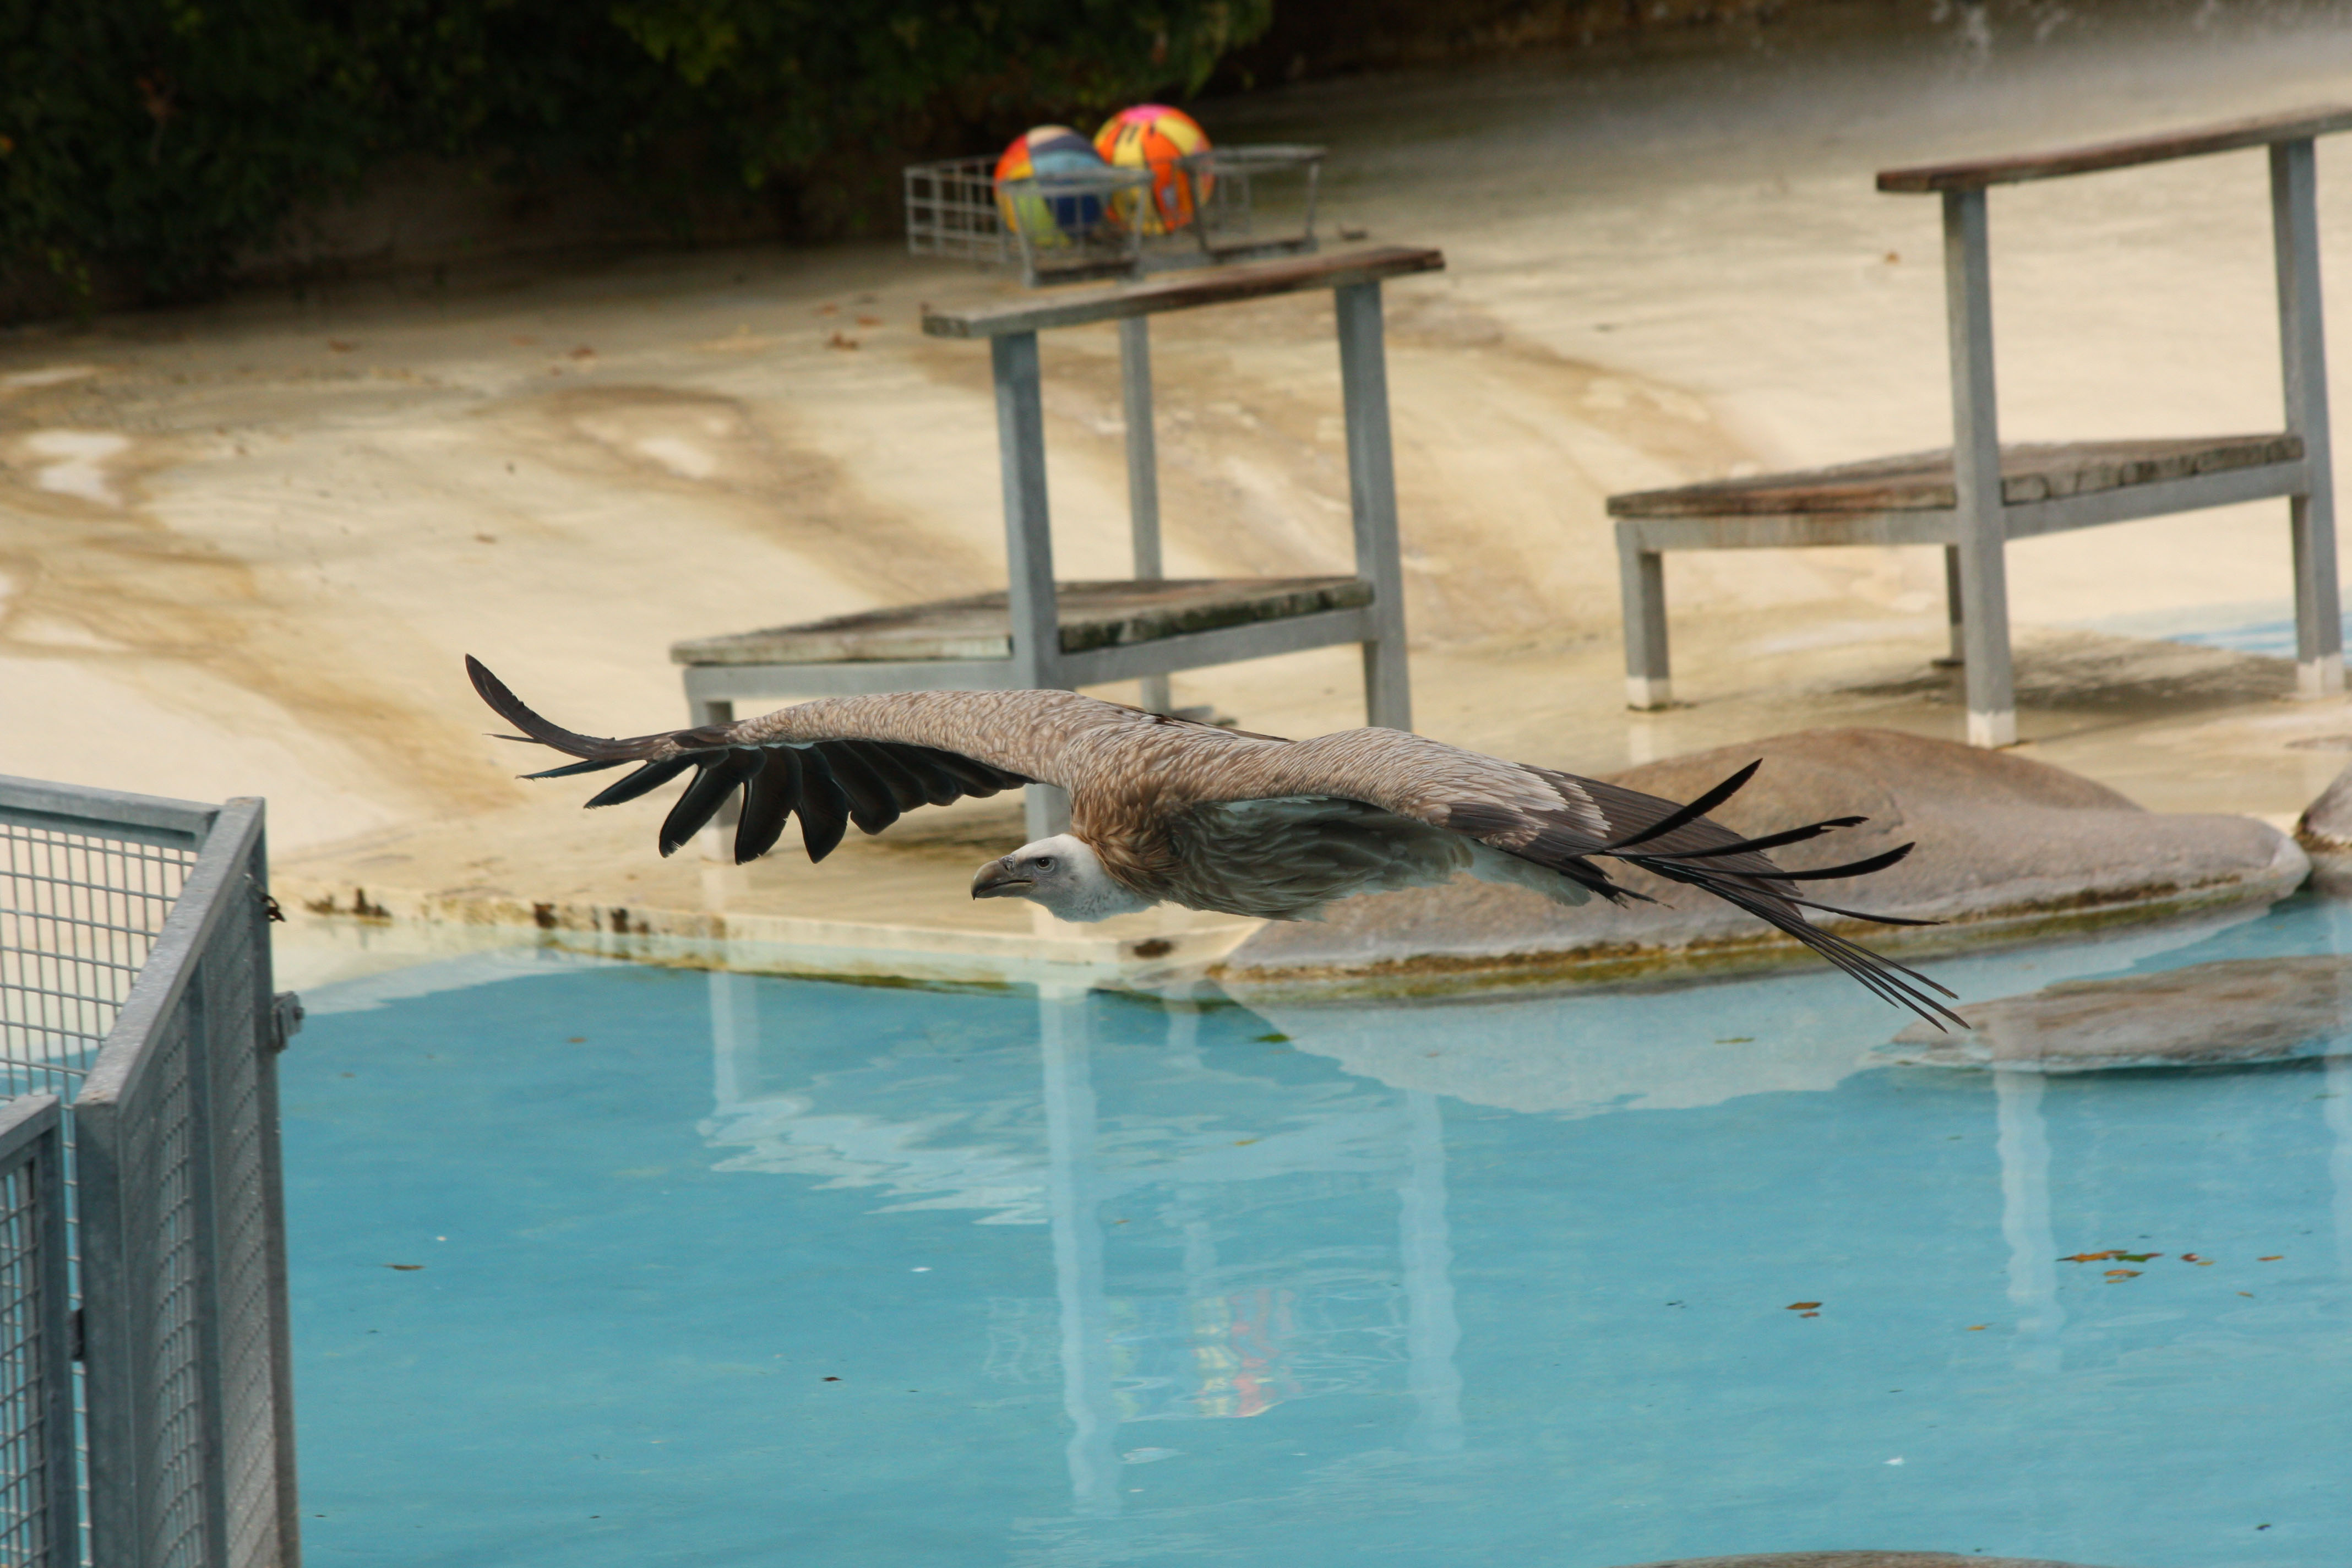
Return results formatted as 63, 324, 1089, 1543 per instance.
467, 660, 1959, 1026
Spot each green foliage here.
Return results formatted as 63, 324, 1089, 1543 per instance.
0, 0, 1268, 308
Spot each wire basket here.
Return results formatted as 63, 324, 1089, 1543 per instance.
905, 145, 1325, 288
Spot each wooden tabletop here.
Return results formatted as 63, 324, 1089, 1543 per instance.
1878, 105, 2352, 193
673, 577, 1375, 665
1608, 434, 2301, 518
921, 246, 1445, 338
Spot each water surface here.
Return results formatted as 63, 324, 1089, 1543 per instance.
285, 903, 2352, 1566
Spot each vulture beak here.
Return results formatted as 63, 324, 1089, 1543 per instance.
971, 857, 1032, 900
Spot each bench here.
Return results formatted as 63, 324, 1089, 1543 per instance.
675, 246, 1444, 840
1608, 107, 2350, 746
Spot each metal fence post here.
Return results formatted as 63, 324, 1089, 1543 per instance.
0, 1094, 78, 1568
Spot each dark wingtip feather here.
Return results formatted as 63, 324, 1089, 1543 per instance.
467, 657, 620, 759
523, 756, 630, 781
585, 757, 694, 809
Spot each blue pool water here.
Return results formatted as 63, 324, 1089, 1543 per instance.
285, 900, 2352, 1567
2163, 614, 2352, 658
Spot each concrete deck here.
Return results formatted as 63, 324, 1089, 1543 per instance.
11, 8, 2352, 993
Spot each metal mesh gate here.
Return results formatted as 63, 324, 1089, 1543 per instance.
0, 776, 300, 1568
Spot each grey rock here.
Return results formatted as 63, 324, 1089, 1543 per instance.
1218, 727, 2307, 1003
1606, 1556, 2120, 1568
1887, 955, 2352, 1070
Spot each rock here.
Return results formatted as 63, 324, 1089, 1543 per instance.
1886, 956, 2352, 1071
2297, 756, 2352, 851
1606, 1556, 2118, 1568
1217, 728, 2308, 1003
2294, 758, 2352, 896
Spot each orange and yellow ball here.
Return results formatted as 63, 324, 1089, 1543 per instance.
1092, 105, 1213, 235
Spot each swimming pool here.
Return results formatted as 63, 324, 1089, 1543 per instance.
284, 898, 2352, 1566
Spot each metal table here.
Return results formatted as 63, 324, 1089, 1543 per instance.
677, 244, 1445, 839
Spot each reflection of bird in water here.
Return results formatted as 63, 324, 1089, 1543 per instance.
469, 658, 1959, 1026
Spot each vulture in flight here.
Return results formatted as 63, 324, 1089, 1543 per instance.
467, 658, 1959, 1027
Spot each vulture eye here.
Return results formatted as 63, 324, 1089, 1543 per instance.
1032, 856, 1056, 872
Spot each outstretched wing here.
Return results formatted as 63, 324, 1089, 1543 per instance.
1557, 763, 1959, 1028
1201, 729, 1961, 1028
467, 658, 1041, 864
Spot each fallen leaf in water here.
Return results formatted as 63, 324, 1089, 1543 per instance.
1964, 1324, 1988, 1331
1785, 1302, 1821, 1310
2181, 1254, 2213, 1265
2116, 1252, 2161, 1262
385, 1264, 423, 1271
822, 1376, 840, 1382
2260, 1255, 2284, 1261
2237, 1292, 2255, 1297
1254, 1032, 1290, 1044
2104, 1269, 2141, 1280
1799, 1311, 1820, 1318
1232, 1138, 1258, 1146
2060, 1250, 2126, 1262
1715, 1036, 1754, 1044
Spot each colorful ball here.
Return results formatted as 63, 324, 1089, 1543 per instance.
993, 126, 1110, 242
1093, 105, 1213, 235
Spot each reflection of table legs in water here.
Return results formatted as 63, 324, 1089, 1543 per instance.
1035, 987, 1467, 1512
1995, 1069, 2064, 1376
1039, 986, 1122, 1515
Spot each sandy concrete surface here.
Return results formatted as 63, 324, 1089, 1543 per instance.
12, 6, 2352, 988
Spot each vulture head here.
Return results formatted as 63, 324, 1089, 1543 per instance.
971, 835, 1156, 923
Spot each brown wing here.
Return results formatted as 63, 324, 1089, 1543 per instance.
1173, 727, 1959, 1028
467, 657, 1037, 864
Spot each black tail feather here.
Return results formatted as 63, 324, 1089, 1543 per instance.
1660, 816, 1866, 859
1604, 760, 1760, 851
1743, 842, 1915, 883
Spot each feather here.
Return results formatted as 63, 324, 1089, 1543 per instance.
794, 754, 852, 863
658, 751, 763, 857
523, 756, 630, 780
819, 743, 901, 835
1602, 760, 1760, 851
846, 741, 935, 812
1659, 816, 1866, 858
734, 748, 804, 864
584, 757, 694, 809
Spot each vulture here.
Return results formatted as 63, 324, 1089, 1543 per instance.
467, 657, 1959, 1027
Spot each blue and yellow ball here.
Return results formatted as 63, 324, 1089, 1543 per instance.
1093, 105, 1213, 235
993, 126, 1110, 242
